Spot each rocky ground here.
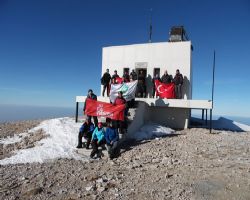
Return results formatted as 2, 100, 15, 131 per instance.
0, 121, 250, 200
0, 120, 46, 160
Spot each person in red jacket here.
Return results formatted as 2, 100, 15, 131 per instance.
111, 70, 120, 84
114, 91, 126, 105
113, 91, 127, 134
83, 89, 98, 126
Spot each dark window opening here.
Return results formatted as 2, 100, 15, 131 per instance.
123, 68, 129, 74
154, 68, 160, 77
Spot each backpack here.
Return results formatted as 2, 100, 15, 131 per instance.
101, 77, 105, 85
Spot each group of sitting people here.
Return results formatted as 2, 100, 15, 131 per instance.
78, 89, 128, 159
77, 119, 119, 159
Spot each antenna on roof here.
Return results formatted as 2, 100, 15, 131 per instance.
149, 8, 153, 43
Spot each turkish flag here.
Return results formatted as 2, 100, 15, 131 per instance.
85, 98, 125, 121
154, 80, 175, 99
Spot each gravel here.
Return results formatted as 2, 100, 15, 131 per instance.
1, 121, 250, 200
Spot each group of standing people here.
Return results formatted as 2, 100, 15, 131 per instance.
101, 69, 147, 98
83, 89, 127, 133
101, 69, 132, 97
152, 69, 184, 99
101, 68, 184, 99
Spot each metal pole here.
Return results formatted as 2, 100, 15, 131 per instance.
202, 109, 204, 120
210, 109, 212, 133
75, 102, 79, 123
206, 109, 208, 125
210, 50, 216, 133
212, 50, 216, 107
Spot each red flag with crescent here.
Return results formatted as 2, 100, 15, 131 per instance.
154, 80, 175, 99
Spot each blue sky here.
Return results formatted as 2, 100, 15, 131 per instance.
0, 0, 250, 117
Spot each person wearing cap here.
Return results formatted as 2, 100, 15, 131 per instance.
173, 69, 184, 99
90, 122, 106, 158
111, 70, 120, 84
101, 68, 111, 97
83, 89, 98, 126
105, 121, 119, 159
113, 91, 127, 134
76, 118, 95, 149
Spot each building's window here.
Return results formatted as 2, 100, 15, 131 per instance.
123, 68, 129, 74
154, 68, 160, 77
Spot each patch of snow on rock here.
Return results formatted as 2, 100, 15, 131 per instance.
133, 123, 175, 141
0, 117, 82, 165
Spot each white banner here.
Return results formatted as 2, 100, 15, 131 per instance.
110, 81, 138, 103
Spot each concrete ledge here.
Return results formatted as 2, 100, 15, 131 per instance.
76, 96, 212, 109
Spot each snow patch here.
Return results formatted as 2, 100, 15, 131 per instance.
0, 117, 83, 165
212, 117, 250, 132
0, 132, 28, 144
133, 123, 175, 141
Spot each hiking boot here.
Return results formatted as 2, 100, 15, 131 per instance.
76, 144, 82, 148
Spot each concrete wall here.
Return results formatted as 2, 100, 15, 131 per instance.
126, 102, 150, 139
102, 41, 192, 99
149, 107, 190, 129
125, 101, 190, 139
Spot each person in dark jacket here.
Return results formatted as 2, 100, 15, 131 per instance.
105, 121, 119, 159
101, 69, 111, 97
122, 71, 130, 83
76, 118, 95, 149
111, 70, 120, 84
152, 74, 161, 98
161, 70, 173, 84
173, 69, 184, 99
130, 69, 137, 81
137, 70, 146, 97
83, 89, 98, 126
113, 91, 127, 134
90, 122, 106, 158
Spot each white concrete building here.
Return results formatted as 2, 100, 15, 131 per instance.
102, 41, 192, 99
76, 40, 212, 133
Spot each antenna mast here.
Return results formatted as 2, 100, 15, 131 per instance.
149, 8, 152, 43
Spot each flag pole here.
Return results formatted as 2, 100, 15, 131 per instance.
210, 50, 216, 133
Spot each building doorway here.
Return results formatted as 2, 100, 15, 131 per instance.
136, 68, 147, 97
136, 68, 147, 78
